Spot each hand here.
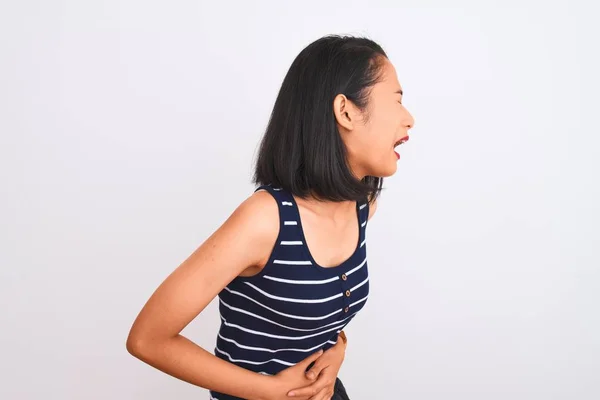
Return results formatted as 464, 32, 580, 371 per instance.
262, 349, 324, 400
287, 332, 347, 400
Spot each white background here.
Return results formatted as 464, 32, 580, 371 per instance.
1, 1, 599, 399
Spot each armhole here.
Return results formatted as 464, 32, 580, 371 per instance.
233, 186, 283, 281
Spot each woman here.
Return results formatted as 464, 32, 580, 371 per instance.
126, 34, 415, 400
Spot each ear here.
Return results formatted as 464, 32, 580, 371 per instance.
333, 94, 358, 131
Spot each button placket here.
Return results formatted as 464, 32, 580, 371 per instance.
340, 272, 351, 314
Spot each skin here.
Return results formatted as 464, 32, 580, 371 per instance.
287, 57, 415, 399
336, 57, 415, 180
126, 56, 415, 400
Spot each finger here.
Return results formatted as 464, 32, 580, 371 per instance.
288, 372, 331, 397
299, 349, 324, 368
308, 386, 332, 400
334, 332, 347, 349
288, 381, 324, 398
305, 359, 325, 380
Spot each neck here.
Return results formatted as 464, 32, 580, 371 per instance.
293, 194, 354, 219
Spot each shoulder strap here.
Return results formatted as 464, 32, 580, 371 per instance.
253, 184, 304, 239
253, 184, 309, 266
358, 198, 369, 228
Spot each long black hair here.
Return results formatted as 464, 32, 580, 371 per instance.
253, 34, 387, 203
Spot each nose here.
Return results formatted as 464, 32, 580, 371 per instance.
405, 110, 415, 130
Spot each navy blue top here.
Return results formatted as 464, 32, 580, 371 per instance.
209, 184, 370, 400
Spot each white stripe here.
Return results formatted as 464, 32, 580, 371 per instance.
282, 201, 293, 206
350, 276, 369, 292
273, 188, 282, 191
350, 294, 369, 308
218, 332, 336, 354
346, 257, 367, 277
284, 220, 298, 226
263, 275, 339, 284
360, 239, 366, 248
223, 287, 346, 321
220, 315, 346, 340
244, 282, 343, 303
361, 221, 367, 228
216, 346, 294, 366
265, 256, 366, 284
219, 298, 356, 332
280, 241, 303, 246
359, 203, 367, 210
273, 259, 312, 265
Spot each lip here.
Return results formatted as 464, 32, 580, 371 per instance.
394, 135, 409, 148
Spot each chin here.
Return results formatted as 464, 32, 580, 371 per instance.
368, 163, 397, 178
381, 168, 397, 178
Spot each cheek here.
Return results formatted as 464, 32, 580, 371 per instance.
365, 111, 397, 149
358, 132, 393, 166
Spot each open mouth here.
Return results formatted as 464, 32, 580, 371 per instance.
394, 136, 409, 148
394, 136, 409, 160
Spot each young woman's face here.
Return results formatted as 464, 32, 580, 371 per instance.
337, 58, 415, 179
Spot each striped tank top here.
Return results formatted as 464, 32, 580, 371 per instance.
210, 184, 370, 400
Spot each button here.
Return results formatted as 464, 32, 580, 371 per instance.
345, 290, 351, 297
344, 306, 349, 313
341, 274, 347, 281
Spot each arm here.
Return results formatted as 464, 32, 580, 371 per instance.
126, 190, 281, 400
287, 331, 348, 399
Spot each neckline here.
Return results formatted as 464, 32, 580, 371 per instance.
288, 194, 362, 271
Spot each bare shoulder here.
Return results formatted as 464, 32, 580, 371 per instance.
218, 188, 280, 265
126, 188, 280, 345
189, 188, 280, 280
235, 189, 280, 264
234, 188, 279, 229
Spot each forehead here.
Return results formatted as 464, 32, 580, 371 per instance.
377, 58, 402, 90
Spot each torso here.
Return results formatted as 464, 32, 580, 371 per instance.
293, 197, 359, 268
210, 184, 371, 400
240, 192, 362, 277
